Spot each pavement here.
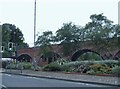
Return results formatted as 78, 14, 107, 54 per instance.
1, 69, 120, 87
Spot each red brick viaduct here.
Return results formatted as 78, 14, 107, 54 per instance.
17, 43, 120, 66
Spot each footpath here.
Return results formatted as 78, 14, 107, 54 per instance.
1, 69, 120, 87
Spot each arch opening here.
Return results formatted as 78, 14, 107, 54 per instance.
17, 54, 32, 62
71, 49, 104, 61
39, 52, 61, 64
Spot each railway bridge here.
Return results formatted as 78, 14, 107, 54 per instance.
17, 43, 120, 66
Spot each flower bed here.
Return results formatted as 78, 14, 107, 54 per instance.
43, 60, 120, 76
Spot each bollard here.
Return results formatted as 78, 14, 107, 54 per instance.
10, 64, 11, 72
20, 66, 23, 73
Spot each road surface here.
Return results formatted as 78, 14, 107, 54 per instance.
1, 73, 118, 89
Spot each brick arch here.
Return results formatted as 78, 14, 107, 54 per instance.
114, 50, 120, 60
71, 49, 104, 61
17, 54, 32, 62
38, 52, 61, 63
17, 47, 40, 63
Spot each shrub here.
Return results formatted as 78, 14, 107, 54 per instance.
87, 69, 96, 74
61, 65, 75, 72
78, 52, 102, 61
6, 62, 32, 70
43, 62, 62, 71
42, 60, 118, 74
2, 61, 8, 68
31, 66, 42, 70
19, 62, 32, 69
100, 60, 119, 68
63, 61, 94, 68
112, 66, 120, 76
87, 64, 112, 74
61, 61, 92, 73
6, 63, 16, 69
75, 64, 90, 73
56, 58, 69, 65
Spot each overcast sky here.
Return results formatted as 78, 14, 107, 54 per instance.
0, 0, 119, 47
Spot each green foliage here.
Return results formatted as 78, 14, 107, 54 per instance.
42, 60, 118, 73
36, 31, 54, 61
6, 63, 16, 69
56, 58, 69, 65
112, 66, 120, 76
39, 45, 53, 57
87, 64, 112, 74
38, 48, 53, 63
85, 13, 119, 51
112, 25, 120, 48
2, 61, 8, 68
2, 24, 10, 44
6, 62, 32, 70
85, 13, 113, 42
61, 65, 75, 72
36, 31, 54, 46
56, 22, 81, 56
2, 23, 29, 57
43, 62, 62, 71
63, 61, 94, 68
35, 14, 119, 58
78, 52, 102, 61
2, 23, 27, 45
102, 60, 119, 68
31, 66, 42, 70
19, 62, 32, 69
61, 61, 92, 72
61, 60, 118, 74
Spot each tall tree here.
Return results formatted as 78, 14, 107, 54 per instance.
36, 31, 53, 46
56, 22, 81, 56
2, 23, 29, 57
84, 13, 115, 51
112, 24, 120, 48
35, 31, 54, 57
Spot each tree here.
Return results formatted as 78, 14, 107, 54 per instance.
112, 24, 120, 48
84, 13, 115, 51
35, 31, 54, 59
56, 22, 82, 56
2, 24, 10, 45
35, 31, 53, 46
9, 27, 24, 44
2, 23, 29, 57
2, 23, 28, 45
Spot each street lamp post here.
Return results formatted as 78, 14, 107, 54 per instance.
34, 0, 36, 48
33, 0, 37, 70
118, 2, 120, 59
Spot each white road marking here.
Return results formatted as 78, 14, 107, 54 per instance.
4, 74, 11, 77
0, 84, 7, 88
25, 76, 41, 80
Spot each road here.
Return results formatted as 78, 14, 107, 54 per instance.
1, 73, 118, 89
